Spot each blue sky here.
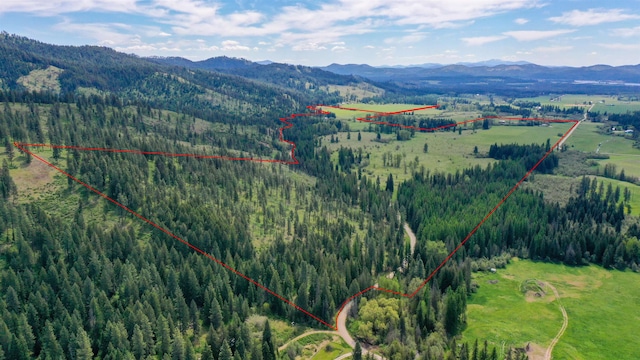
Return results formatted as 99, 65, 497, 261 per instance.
1, 0, 640, 66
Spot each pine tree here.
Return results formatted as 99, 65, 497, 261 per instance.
172, 332, 185, 360
75, 328, 94, 360
158, 316, 172, 356
218, 339, 233, 360
262, 320, 276, 360
354, 342, 363, 360
5, 141, 14, 165
471, 339, 478, 360
201, 344, 214, 360
489, 348, 498, 360
41, 321, 64, 360
132, 325, 146, 359
480, 340, 488, 360
385, 173, 394, 192
210, 298, 223, 329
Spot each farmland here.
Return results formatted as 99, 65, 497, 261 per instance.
321, 108, 573, 184
462, 259, 640, 360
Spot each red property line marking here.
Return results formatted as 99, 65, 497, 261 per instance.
15, 105, 579, 331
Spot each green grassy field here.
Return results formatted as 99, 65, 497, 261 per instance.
323, 121, 573, 184
324, 103, 481, 131
585, 176, 640, 216
521, 94, 629, 106
310, 338, 352, 359
276, 331, 352, 360
592, 103, 640, 114
16, 65, 63, 93
563, 121, 640, 179
462, 259, 640, 360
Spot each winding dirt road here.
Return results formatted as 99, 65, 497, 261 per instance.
544, 282, 568, 360
277, 330, 338, 352
404, 222, 417, 256
556, 103, 593, 150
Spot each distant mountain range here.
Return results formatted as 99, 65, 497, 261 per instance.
147, 55, 365, 91
377, 59, 534, 69
3, 31, 640, 103
319, 62, 640, 83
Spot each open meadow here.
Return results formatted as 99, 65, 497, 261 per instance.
519, 94, 640, 113
462, 259, 640, 360
564, 121, 640, 179
322, 115, 573, 184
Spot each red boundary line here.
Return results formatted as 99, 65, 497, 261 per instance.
15, 105, 579, 331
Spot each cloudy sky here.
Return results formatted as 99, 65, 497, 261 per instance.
1, 0, 640, 66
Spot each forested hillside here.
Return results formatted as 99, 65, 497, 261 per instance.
148, 56, 370, 95
0, 90, 408, 359
1, 34, 639, 360
0, 32, 347, 123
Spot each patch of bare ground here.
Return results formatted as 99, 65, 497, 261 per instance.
11, 158, 58, 200
526, 342, 546, 360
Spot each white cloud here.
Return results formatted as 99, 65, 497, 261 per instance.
53, 20, 140, 46
292, 42, 327, 51
533, 45, 573, 53
0, 0, 549, 58
0, 0, 139, 15
503, 29, 575, 41
461, 35, 507, 46
598, 43, 640, 50
514, 18, 528, 25
363, 45, 376, 49
385, 32, 427, 44
331, 45, 348, 52
611, 26, 640, 38
549, 8, 640, 26
221, 40, 251, 51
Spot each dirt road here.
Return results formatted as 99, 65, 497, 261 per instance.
404, 222, 417, 256
556, 103, 593, 150
544, 282, 568, 360
336, 301, 385, 359
277, 330, 339, 352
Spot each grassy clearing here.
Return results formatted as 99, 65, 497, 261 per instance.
518, 94, 640, 114
521, 95, 620, 107
522, 173, 640, 216
563, 121, 640, 179
462, 259, 640, 360
16, 65, 63, 93
325, 103, 481, 132
521, 174, 581, 208
246, 315, 311, 348
1, 147, 64, 204
603, 154, 640, 179
246, 164, 366, 251
593, 103, 640, 114
311, 338, 352, 359
279, 333, 352, 359
323, 122, 573, 184
585, 176, 640, 216
324, 83, 384, 101
564, 122, 637, 154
